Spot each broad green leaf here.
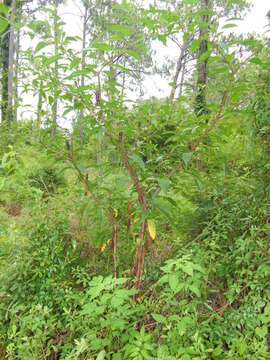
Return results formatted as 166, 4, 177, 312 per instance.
198, 50, 211, 64
255, 326, 267, 339
97, 350, 106, 360
0, 4, 8, 16
181, 263, 193, 276
189, 284, 200, 297
249, 57, 262, 65
0, 17, 8, 33
182, 152, 192, 165
190, 39, 201, 52
152, 313, 166, 323
158, 177, 169, 195
168, 273, 179, 292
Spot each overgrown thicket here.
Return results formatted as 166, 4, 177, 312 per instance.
1, 0, 270, 359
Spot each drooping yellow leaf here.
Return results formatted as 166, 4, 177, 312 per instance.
101, 243, 107, 252
101, 239, 111, 253
147, 219, 156, 240
113, 208, 118, 218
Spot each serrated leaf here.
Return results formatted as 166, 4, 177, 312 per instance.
147, 219, 156, 240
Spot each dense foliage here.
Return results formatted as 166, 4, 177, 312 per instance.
0, 0, 270, 359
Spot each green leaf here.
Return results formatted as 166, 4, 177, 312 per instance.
92, 41, 112, 51
0, 17, 8, 33
190, 39, 201, 52
35, 41, 50, 53
198, 50, 211, 64
108, 24, 132, 35
249, 57, 262, 66
181, 263, 193, 276
222, 23, 237, 29
168, 273, 179, 292
182, 152, 192, 165
97, 350, 106, 360
130, 154, 145, 170
255, 326, 267, 339
126, 50, 141, 60
154, 198, 173, 218
152, 313, 166, 324
158, 177, 169, 195
189, 284, 200, 297
0, 4, 8, 16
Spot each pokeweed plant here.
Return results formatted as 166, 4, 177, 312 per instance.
23, 0, 262, 297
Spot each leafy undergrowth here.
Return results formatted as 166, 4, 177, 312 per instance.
0, 116, 270, 360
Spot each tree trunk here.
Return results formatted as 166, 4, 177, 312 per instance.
37, 81, 43, 135
14, 23, 20, 122
1, 0, 11, 124
195, 0, 210, 116
169, 42, 188, 101
52, 1, 58, 136
7, 0, 16, 125
178, 56, 187, 97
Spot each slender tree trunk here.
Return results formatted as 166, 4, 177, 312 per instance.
1, 0, 11, 124
108, 66, 116, 101
195, 0, 210, 116
169, 43, 187, 100
52, 1, 58, 136
121, 59, 126, 98
7, 0, 16, 125
37, 81, 43, 135
14, 27, 20, 122
178, 57, 186, 97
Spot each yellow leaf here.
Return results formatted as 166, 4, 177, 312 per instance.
113, 208, 118, 218
134, 216, 139, 224
101, 239, 111, 252
101, 243, 107, 252
147, 219, 156, 240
